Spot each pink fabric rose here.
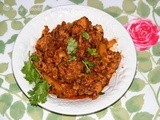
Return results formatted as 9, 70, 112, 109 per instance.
125, 18, 160, 51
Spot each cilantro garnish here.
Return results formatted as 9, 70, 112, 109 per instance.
87, 48, 98, 56
67, 37, 78, 55
67, 37, 78, 61
82, 60, 95, 73
30, 54, 39, 62
28, 80, 50, 105
99, 92, 105, 95
21, 52, 50, 106
82, 31, 89, 40
67, 56, 77, 62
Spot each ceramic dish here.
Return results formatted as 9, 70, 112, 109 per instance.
12, 5, 137, 115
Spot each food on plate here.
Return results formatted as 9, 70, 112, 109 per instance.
22, 16, 121, 105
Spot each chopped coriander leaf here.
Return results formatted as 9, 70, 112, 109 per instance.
67, 37, 78, 55
22, 60, 40, 84
68, 56, 77, 62
87, 48, 98, 56
21, 52, 50, 105
82, 31, 89, 40
99, 92, 105, 95
28, 80, 50, 106
82, 60, 95, 73
30, 54, 39, 62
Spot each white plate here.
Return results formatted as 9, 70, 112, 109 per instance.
12, 5, 137, 115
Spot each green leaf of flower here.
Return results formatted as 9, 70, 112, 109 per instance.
10, 101, 26, 120
0, 2, 4, 15
122, 0, 136, 14
9, 83, 21, 93
138, 59, 152, 72
129, 78, 145, 92
0, 63, 8, 73
132, 112, 153, 120
148, 66, 160, 84
5, 34, 18, 44
111, 107, 130, 120
69, 0, 84, 4
4, 7, 17, 19
112, 100, 122, 108
116, 16, 128, 25
96, 109, 107, 119
24, 18, 32, 24
155, 6, 160, 16
87, 0, 103, 10
34, 0, 45, 4
46, 113, 62, 120
137, 0, 150, 18
8, 51, 12, 59
27, 103, 43, 120
0, 21, 7, 36
11, 20, 23, 30
152, 42, 160, 56
146, 0, 159, 7
157, 58, 160, 64
30, 5, 43, 15
137, 51, 152, 72
125, 94, 144, 113
4, 0, 16, 6
62, 116, 76, 120
44, 5, 52, 11
0, 41, 5, 53
18, 5, 28, 17
104, 6, 123, 17
5, 73, 15, 84
0, 93, 13, 115
78, 116, 95, 120
137, 51, 150, 62
11, 21, 23, 30
0, 78, 3, 86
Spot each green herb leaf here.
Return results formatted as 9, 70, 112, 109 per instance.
99, 92, 105, 95
28, 80, 50, 105
21, 61, 38, 84
21, 52, 50, 105
67, 37, 78, 55
87, 48, 98, 56
82, 31, 89, 40
30, 54, 39, 62
82, 60, 95, 73
83, 60, 95, 67
68, 56, 77, 62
